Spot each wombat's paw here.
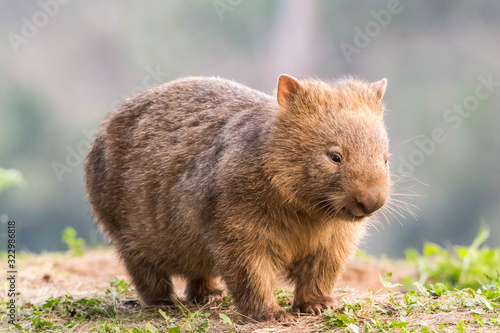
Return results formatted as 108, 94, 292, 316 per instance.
292, 296, 338, 315
250, 309, 296, 323
188, 288, 224, 304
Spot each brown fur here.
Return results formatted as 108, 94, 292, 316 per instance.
84, 74, 390, 322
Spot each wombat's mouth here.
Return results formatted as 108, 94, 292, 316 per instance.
318, 199, 367, 222
339, 207, 366, 222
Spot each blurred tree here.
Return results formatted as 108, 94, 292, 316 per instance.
0, 0, 498, 253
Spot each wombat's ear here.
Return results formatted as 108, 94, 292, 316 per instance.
371, 78, 387, 100
277, 74, 302, 107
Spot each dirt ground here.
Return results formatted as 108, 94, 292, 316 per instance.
9, 248, 414, 303
3, 249, 499, 332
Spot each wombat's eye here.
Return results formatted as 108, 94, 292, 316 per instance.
329, 153, 342, 164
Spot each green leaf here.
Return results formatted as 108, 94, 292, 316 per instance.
470, 225, 490, 251
145, 322, 159, 333
61, 226, 85, 256
219, 313, 232, 326
346, 323, 359, 332
406, 225, 500, 290
158, 308, 169, 321
413, 281, 428, 294
168, 325, 180, 333
475, 294, 494, 310
431, 283, 448, 296
456, 320, 467, 332
405, 248, 419, 262
423, 243, 442, 256
474, 314, 484, 326
389, 320, 408, 328
380, 272, 402, 288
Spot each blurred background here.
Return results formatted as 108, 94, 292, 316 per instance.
1, 0, 499, 255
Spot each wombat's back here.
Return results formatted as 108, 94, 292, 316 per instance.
85, 77, 270, 240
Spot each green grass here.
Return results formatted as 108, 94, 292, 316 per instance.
319, 273, 500, 332
2, 226, 500, 332
405, 225, 500, 290
4, 273, 499, 332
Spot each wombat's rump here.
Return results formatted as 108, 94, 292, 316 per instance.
85, 74, 390, 322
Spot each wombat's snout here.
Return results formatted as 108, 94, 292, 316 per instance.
357, 187, 387, 214
347, 187, 388, 217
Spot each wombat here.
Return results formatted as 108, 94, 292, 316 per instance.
85, 74, 390, 322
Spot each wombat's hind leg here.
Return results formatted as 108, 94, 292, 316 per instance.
185, 276, 223, 304
124, 258, 174, 307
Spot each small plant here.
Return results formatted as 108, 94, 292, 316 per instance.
379, 272, 403, 289
321, 270, 500, 332
220, 295, 232, 308
405, 225, 500, 290
7, 249, 500, 332
323, 309, 356, 329
182, 310, 210, 332
61, 226, 85, 256
108, 277, 131, 295
41, 295, 116, 320
219, 313, 233, 332
274, 288, 293, 312
159, 308, 181, 333
143, 322, 160, 333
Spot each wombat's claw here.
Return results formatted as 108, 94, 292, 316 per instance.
250, 309, 296, 323
190, 289, 224, 305
292, 296, 338, 315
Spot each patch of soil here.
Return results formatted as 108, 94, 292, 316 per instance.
3, 248, 415, 303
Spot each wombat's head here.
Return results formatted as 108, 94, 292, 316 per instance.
268, 74, 390, 221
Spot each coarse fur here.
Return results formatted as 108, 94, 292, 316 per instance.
84, 74, 391, 322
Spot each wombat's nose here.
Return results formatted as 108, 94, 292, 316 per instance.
356, 187, 387, 215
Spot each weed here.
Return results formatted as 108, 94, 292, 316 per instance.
220, 295, 232, 308
159, 308, 181, 332
6, 245, 500, 332
219, 313, 233, 331
106, 277, 133, 299
180, 308, 210, 332
274, 287, 293, 312
405, 225, 500, 290
61, 226, 85, 256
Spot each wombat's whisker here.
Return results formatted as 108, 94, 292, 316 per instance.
388, 198, 419, 214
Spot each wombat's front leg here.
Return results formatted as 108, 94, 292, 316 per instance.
219, 250, 295, 322
290, 252, 341, 315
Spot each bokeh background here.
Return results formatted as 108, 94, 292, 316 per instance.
1, 0, 499, 255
